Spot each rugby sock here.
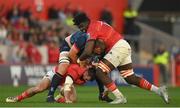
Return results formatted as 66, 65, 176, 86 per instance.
48, 73, 63, 97
139, 78, 160, 95
150, 85, 161, 95
17, 91, 29, 101
139, 78, 152, 90
106, 82, 123, 98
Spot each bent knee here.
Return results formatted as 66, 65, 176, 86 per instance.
120, 69, 134, 78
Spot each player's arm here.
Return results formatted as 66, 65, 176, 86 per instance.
78, 40, 95, 67
64, 75, 74, 103
68, 44, 79, 63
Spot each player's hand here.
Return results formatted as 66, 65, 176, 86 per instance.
78, 59, 89, 68
65, 100, 73, 103
64, 90, 73, 104
92, 61, 98, 67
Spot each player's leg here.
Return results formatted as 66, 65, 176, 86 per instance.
95, 77, 113, 102
6, 70, 53, 102
47, 41, 70, 102
95, 59, 126, 104
120, 69, 169, 104
96, 39, 134, 104
47, 62, 69, 102
117, 39, 169, 103
17, 78, 50, 101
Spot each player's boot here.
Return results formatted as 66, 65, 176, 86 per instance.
159, 86, 169, 104
6, 97, 18, 103
109, 96, 127, 104
56, 97, 66, 103
55, 94, 65, 103
99, 91, 113, 102
46, 95, 55, 103
99, 95, 113, 102
55, 94, 62, 101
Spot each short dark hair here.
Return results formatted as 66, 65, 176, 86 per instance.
73, 12, 90, 25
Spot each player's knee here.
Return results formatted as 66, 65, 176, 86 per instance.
97, 59, 115, 73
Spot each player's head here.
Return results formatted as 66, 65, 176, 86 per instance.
73, 12, 90, 32
83, 68, 96, 82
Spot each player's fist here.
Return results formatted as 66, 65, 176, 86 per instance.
77, 59, 90, 68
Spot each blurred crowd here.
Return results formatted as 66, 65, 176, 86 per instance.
0, 4, 79, 64
0, 4, 179, 66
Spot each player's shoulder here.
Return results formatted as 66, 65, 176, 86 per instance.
73, 31, 87, 38
90, 20, 102, 25
72, 31, 82, 36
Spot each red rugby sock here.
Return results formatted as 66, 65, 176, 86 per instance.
139, 78, 152, 90
17, 91, 29, 101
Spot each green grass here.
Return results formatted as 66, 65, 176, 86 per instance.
0, 85, 180, 107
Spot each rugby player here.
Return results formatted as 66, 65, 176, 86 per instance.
73, 12, 169, 104
6, 64, 94, 103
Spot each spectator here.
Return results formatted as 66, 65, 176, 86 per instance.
6, 4, 21, 23
123, 4, 140, 35
65, 12, 74, 26
28, 15, 40, 28
11, 42, 28, 64
0, 24, 7, 44
153, 44, 170, 85
14, 16, 29, 32
0, 53, 5, 64
0, 3, 79, 65
58, 9, 67, 24
123, 4, 140, 52
47, 40, 59, 64
21, 7, 31, 19
48, 6, 59, 20
26, 41, 42, 64
100, 7, 113, 25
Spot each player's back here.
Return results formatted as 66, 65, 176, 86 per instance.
53, 64, 86, 85
65, 31, 89, 54
66, 64, 86, 85
69, 31, 88, 45
87, 21, 123, 52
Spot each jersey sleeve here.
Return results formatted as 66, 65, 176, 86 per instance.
87, 21, 101, 40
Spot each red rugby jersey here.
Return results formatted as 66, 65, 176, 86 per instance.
87, 21, 123, 52
53, 64, 86, 85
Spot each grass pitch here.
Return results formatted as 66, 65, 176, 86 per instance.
0, 86, 180, 107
